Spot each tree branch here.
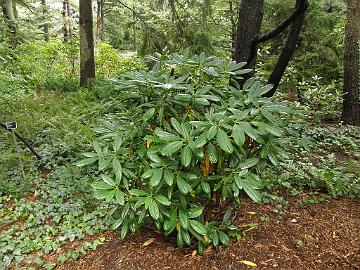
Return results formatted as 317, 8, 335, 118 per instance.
245, 0, 309, 68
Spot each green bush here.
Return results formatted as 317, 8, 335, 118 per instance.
11, 40, 78, 90
95, 43, 145, 78
5, 40, 144, 92
78, 51, 292, 252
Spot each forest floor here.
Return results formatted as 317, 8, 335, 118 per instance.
57, 196, 360, 270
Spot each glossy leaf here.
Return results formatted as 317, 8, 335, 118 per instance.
216, 128, 233, 153
180, 145, 192, 167
161, 141, 184, 156
190, 220, 207, 235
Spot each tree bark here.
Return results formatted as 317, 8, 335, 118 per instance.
342, 0, 360, 125
265, 0, 308, 97
229, 0, 236, 53
133, 8, 136, 51
1, 0, 18, 43
96, 0, 105, 44
79, 0, 95, 87
41, 0, 49, 41
232, 0, 264, 71
62, 0, 68, 42
66, 0, 73, 38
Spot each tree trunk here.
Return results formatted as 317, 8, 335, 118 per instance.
342, 0, 360, 125
66, 0, 73, 38
1, 0, 18, 42
265, 0, 308, 97
62, 0, 68, 42
96, 0, 105, 44
41, 0, 49, 41
229, 0, 237, 52
79, 0, 95, 87
100, 0, 104, 42
133, 8, 136, 51
232, 0, 264, 71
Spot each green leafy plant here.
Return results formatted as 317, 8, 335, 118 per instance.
78, 51, 292, 252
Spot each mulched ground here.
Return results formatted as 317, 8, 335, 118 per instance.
59, 196, 360, 270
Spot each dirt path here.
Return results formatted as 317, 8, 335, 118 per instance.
59, 197, 360, 270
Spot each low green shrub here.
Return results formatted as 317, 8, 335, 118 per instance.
3, 40, 145, 92
95, 43, 145, 78
78, 51, 293, 252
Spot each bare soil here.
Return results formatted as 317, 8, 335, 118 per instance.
58, 197, 360, 270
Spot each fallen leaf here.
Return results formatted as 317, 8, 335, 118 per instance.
142, 238, 155, 247
192, 250, 197, 256
247, 212, 256, 215
240, 260, 257, 267
204, 246, 213, 255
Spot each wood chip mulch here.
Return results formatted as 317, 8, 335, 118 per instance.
58, 197, 360, 270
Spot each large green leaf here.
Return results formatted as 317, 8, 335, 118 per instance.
143, 108, 156, 122
239, 158, 259, 170
91, 181, 113, 190
154, 195, 171, 205
101, 174, 116, 187
129, 189, 148, 197
188, 206, 204, 218
238, 122, 262, 142
113, 136, 122, 152
232, 125, 246, 146
201, 181, 211, 194
259, 122, 283, 137
163, 169, 174, 186
164, 214, 176, 235
95, 189, 115, 202
218, 231, 230, 246
207, 126, 218, 140
115, 190, 125, 205
177, 230, 184, 248
182, 230, 191, 246
148, 199, 160, 220
180, 145, 192, 167
112, 158, 122, 183
194, 132, 208, 148
179, 208, 189, 229
170, 118, 183, 135
155, 128, 180, 141
216, 128, 233, 153
240, 178, 262, 203
76, 157, 97, 167
161, 141, 184, 156
207, 143, 218, 163
120, 223, 128, 239
177, 176, 192, 195
189, 220, 207, 235
150, 168, 163, 186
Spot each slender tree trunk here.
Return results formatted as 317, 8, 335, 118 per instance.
342, 0, 360, 125
232, 0, 264, 71
62, 0, 68, 42
100, 0, 104, 42
229, 0, 236, 52
66, 0, 73, 38
96, 0, 105, 44
79, 0, 95, 87
133, 9, 136, 51
1, 0, 18, 42
12, 0, 17, 18
265, 0, 308, 97
41, 0, 49, 41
